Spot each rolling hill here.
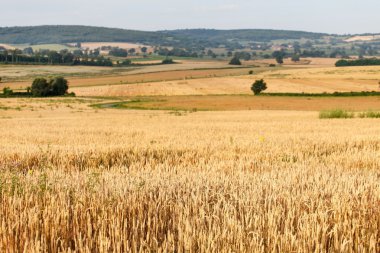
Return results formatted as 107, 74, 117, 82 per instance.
0, 25, 330, 47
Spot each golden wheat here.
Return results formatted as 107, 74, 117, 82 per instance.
0, 99, 379, 252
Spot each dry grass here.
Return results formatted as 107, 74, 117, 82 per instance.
0, 98, 379, 252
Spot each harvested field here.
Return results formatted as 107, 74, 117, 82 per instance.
0, 98, 379, 252
94, 95, 380, 111
252, 57, 338, 68
0, 60, 248, 88
80, 42, 154, 54
72, 66, 380, 97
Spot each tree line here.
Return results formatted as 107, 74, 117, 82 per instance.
335, 58, 380, 67
0, 48, 120, 66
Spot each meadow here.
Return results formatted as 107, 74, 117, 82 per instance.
0, 57, 380, 252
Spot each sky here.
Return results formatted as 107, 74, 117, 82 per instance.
1, 0, 379, 34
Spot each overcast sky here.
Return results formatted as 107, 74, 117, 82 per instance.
1, 0, 379, 34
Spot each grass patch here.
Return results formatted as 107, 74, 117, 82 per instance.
358, 111, 380, 118
319, 109, 354, 119
260, 91, 380, 97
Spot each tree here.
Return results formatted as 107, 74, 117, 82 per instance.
23, 47, 34, 55
251, 79, 267, 95
50, 77, 68, 96
229, 57, 241, 65
291, 54, 300, 62
128, 48, 136, 55
273, 50, 285, 64
31, 77, 69, 97
141, 47, 148, 54
31, 78, 50, 96
109, 47, 128, 57
162, 58, 174, 64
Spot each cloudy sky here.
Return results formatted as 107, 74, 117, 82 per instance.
1, 0, 379, 34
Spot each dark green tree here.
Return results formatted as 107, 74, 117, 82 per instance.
273, 50, 285, 64
229, 57, 241, 65
50, 77, 68, 96
162, 58, 174, 64
291, 54, 300, 62
31, 77, 69, 96
31, 78, 50, 96
251, 79, 267, 95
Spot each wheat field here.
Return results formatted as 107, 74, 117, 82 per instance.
0, 99, 379, 252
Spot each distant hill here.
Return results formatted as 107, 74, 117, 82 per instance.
0, 25, 375, 49
162, 29, 329, 43
0, 25, 169, 45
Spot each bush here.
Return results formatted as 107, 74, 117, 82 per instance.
2, 87, 13, 97
229, 57, 241, 65
358, 111, 380, 118
319, 110, 354, 119
251, 79, 267, 95
291, 54, 300, 62
31, 77, 69, 97
249, 70, 254, 75
162, 58, 174, 64
269, 64, 276, 67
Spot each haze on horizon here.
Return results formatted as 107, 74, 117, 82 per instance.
1, 0, 379, 35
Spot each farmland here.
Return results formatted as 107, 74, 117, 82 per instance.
0, 98, 379, 252
1, 53, 380, 252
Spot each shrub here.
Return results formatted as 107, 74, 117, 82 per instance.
162, 58, 174, 64
2, 87, 13, 97
291, 54, 300, 62
229, 57, 241, 65
358, 111, 380, 118
269, 64, 276, 67
249, 70, 254, 75
251, 79, 267, 95
319, 110, 354, 119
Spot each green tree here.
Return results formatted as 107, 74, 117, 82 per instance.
50, 77, 68, 96
251, 79, 267, 95
128, 48, 136, 55
273, 50, 285, 64
31, 77, 69, 97
31, 78, 50, 96
162, 58, 174, 64
291, 54, 300, 62
229, 57, 241, 65
141, 47, 148, 54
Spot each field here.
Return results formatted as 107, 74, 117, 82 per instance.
0, 57, 380, 252
80, 42, 154, 54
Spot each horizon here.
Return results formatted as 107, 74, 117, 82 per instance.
1, 0, 380, 35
